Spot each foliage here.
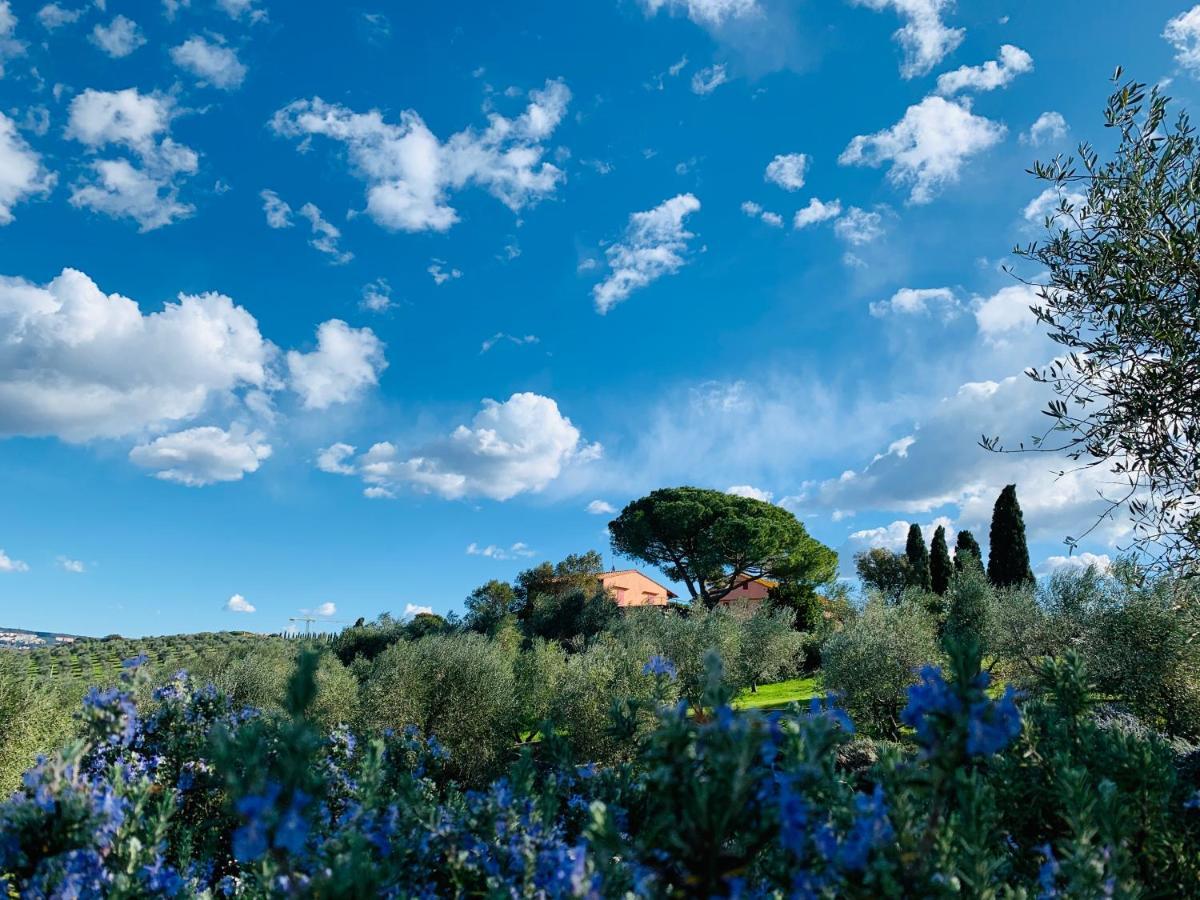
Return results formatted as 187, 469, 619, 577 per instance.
929, 525, 953, 596
942, 563, 995, 655
728, 606, 806, 693
463, 579, 520, 636
987, 484, 1035, 588
953, 530, 983, 572
525, 582, 618, 649
904, 523, 932, 592
608, 487, 836, 608
766, 577, 824, 632
854, 548, 910, 604
0, 660, 76, 794
5, 638, 1197, 897
821, 600, 941, 740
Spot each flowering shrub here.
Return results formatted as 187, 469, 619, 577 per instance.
1, 643, 1198, 897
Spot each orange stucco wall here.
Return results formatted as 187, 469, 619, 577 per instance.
598, 570, 672, 607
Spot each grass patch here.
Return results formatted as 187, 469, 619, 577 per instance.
733, 675, 823, 710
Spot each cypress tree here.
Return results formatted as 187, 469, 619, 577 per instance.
954, 530, 983, 572
904, 523, 932, 592
930, 525, 953, 596
987, 484, 1035, 588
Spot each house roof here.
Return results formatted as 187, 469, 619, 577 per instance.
597, 569, 679, 599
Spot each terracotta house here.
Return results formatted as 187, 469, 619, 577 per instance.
597, 569, 678, 608
716, 576, 777, 613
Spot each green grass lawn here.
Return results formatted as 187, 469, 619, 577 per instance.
733, 675, 823, 710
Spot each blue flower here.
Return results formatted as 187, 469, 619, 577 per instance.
643, 655, 678, 679
965, 687, 1022, 756
274, 791, 310, 855
809, 694, 855, 734
122, 653, 150, 669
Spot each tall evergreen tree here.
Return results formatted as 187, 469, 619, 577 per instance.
929, 525, 953, 596
987, 484, 1034, 588
905, 523, 932, 592
954, 530, 983, 572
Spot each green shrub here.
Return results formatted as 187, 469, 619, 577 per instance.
821, 599, 941, 739
0, 660, 76, 793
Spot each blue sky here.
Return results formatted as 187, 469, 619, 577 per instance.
0, 0, 1196, 636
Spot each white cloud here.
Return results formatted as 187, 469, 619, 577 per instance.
869, 286, 959, 319
586, 499, 616, 515
260, 188, 292, 228
316, 442, 357, 475
727, 484, 773, 502
1039, 552, 1112, 576
480, 332, 539, 353
403, 602, 433, 618
640, 0, 758, 27
90, 15, 145, 57
764, 152, 808, 190
0, 2, 24, 77
0, 549, 28, 572
793, 197, 842, 229
0, 113, 55, 225
690, 63, 728, 94
361, 278, 392, 312
1022, 186, 1087, 227
298, 203, 352, 264
847, 516, 956, 555
972, 283, 1040, 345
833, 206, 885, 245
740, 200, 783, 227
593, 193, 701, 314
66, 88, 199, 231
319, 392, 600, 501
428, 259, 462, 285
307, 601, 336, 617
38, 3, 84, 29
129, 425, 272, 486
162, 0, 190, 20
851, 0, 964, 78
1165, 5, 1200, 74
839, 96, 1006, 204
57, 556, 85, 573
271, 79, 570, 233
216, 0, 266, 23
466, 541, 535, 560
286, 319, 386, 410
225, 593, 256, 613
1021, 111, 1068, 147
935, 44, 1032, 95
170, 36, 247, 90
0, 268, 274, 442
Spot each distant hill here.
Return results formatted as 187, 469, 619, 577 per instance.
0, 627, 87, 650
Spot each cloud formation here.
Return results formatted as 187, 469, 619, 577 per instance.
129, 425, 272, 486
0, 112, 55, 225
935, 45, 1032, 95
170, 36, 247, 90
286, 319, 386, 410
764, 152, 808, 190
225, 593, 256, 613
851, 0, 964, 77
593, 193, 701, 313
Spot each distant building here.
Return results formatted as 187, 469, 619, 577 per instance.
716, 576, 777, 613
597, 569, 677, 608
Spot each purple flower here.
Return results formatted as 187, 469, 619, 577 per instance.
643, 655, 678, 679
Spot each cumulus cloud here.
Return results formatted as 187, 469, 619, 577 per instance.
592, 193, 701, 314
972, 283, 1040, 346
360, 278, 392, 312
0, 268, 273, 442
1021, 111, 1068, 147
170, 35, 247, 90
846, 516, 956, 554
318, 392, 600, 501
271, 79, 570, 233
764, 152, 807, 190
640, 0, 758, 27
0, 2, 24, 77
851, 0, 964, 77
587, 499, 616, 515
216, 0, 267, 23
428, 259, 462, 285
225, 592, 256, 613
66, 88, 199, 231
129, 425, 272, 486
690, 63, 728, 94
38, 3, 84, 29
298, 203, 352, 263
466, 541, 535, 560
0, 549, 29, 572
1165, 5, 1200, 74
740, 200, 783, 227
839, 96, 1006, 204
1022, 186, 1088, 225
305, 601, 336, 617
727, 484, 773, 502
1039, 552, 1112, 576
286, 319, 386, 410
260, 188, 292, 228
869, 287, 959, 319
403, 602, 433, 618
58, 556, 85, 572
833, 206, 885, 245
0, 112, 55, 225
90, 15, 145, 58
792, 197, 842, 229
935, 44, 1032, 95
